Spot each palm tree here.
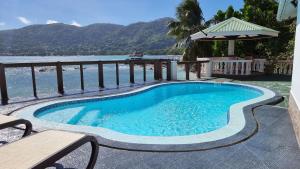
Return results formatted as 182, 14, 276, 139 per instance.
168, 0, 211, 61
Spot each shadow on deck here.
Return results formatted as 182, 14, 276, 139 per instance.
213, 74, 292, 82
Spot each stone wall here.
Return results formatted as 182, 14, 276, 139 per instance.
289, 94, 300, 146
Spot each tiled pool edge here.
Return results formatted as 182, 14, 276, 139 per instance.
11, 81, 283, 151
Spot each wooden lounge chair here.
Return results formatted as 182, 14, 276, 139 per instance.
0, 114, 32, 137
0, 130, 99, 169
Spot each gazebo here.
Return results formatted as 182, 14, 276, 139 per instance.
191, 17, 279, 56
190, 17, 279, 76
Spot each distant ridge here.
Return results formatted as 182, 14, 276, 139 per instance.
0, 17, 176, 56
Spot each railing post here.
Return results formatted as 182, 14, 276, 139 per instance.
0, 63, 8, 105
158, 61, 162, 80
143, 63, 146, 82
230, 62, 234, 75
235, 62, 239, 75
241, 61, 245, 75
98, 62, 104, 88
197, 62, 201, 79
203, 58, 212, 78
129, 61, 135, 84
31, 65, 37, 98
246, 61, 251, 75
167, 61, 171, 81
80, 64, 84, 91
116, 62, 119, 86
224, 62, 228, 74
56, 62, 64, 95
171, 61, 177, 80
153, 62, 157, 80
154, 61, 159, 80
185, 63, 190, 80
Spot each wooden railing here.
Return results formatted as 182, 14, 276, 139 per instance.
0, 59, 172, 105
0, 59, 213, 105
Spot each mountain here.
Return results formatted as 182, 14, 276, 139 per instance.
0, 17, 177, 56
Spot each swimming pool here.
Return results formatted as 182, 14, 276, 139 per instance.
14, 82, 276, 145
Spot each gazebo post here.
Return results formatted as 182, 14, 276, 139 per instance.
228, 40, 235, 56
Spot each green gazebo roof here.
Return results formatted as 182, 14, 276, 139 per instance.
191, 17, 279, 41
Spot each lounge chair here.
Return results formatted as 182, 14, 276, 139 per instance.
0, 130, 99, 169
0, 114, 32, 137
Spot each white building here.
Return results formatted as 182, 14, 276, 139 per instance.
277, 0, 300, 145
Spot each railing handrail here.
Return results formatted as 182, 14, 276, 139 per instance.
212, 60, 253, 63
178, 60, 210, 64
1, 59, 171, 68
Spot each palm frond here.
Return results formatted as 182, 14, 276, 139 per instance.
168, 0, 209, 61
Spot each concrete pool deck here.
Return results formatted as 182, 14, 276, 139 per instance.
0, 105, 300, 168
0, 81, 299, 168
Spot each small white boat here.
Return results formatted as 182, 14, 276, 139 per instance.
129, 51, 143, 60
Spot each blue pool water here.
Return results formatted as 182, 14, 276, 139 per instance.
35, 83, 263, 136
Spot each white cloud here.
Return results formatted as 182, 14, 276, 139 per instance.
71, 20, 81, 27
17, 16, 32, 25
0, 22, 5, 26
46, 19, 59, 24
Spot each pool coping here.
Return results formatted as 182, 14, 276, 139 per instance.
11, 81, 283, 151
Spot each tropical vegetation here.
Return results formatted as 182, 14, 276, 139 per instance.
167, 0, 212, 61
169, 0, 296, 61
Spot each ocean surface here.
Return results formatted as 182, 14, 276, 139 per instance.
0, 55, 189, 101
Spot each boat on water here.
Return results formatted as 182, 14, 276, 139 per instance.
129, 51, 144, 60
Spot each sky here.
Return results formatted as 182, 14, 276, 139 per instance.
0, 0, 244, 30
